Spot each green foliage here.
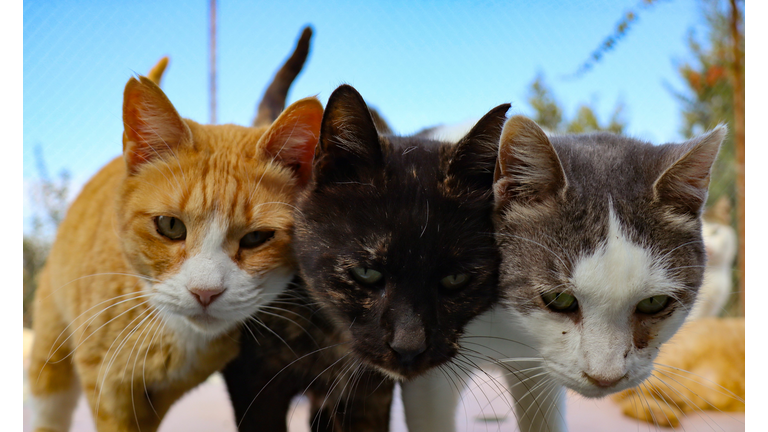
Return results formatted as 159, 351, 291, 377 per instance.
527, 73, 626, 134
670, 0, 742, 209
527, 74, 563, 131
23, 236, 48, 328
569, 0, 663, 78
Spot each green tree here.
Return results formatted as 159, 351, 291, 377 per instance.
567, 0, 744, 314
23, 146, 71, 327
670, 0, 743, 313
527, 73, 626, 134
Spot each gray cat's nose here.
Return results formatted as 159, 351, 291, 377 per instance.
189, 287, 226, 307
583, 372, 624, 388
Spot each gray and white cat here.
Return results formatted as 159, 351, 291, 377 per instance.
403, 115, 725, 431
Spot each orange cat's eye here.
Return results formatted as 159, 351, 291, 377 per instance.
155, 216, 186, 240
240, 231, 275, 249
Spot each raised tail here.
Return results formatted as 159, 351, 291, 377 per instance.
146, 56, 169, 86
253, 26, 313, 127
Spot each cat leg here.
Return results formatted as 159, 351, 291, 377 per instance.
310, 370, 393, 432
28, 287, 81, 432
222, 364, 295, 432
401, 366, 469, 432
505, 368, 567, 432
75, 350, 176, 432
616, 389, 682, 428
79, 378, 168, 432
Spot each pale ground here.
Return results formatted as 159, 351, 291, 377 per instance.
23, 329, 744, 432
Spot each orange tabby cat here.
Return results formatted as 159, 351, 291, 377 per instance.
28, 74, 322, 432
612, 317, 745, 427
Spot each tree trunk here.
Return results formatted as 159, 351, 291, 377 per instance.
729, 0, 745, 316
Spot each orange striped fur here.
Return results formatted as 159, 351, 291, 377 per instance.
28, 74, 322, 432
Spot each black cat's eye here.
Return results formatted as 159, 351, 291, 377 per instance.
350, 267, 383, 285
541, 292, 578, 312
240, 231, 275, 249
155, 216, 186, 240
635, 295, 670, 314
440, 274, 470, 291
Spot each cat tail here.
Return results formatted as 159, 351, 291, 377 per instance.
146, 57, 169, 87
253, 26, 313, 127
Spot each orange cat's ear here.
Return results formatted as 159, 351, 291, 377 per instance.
122, 76, 192, 175
258, 96, 323, 186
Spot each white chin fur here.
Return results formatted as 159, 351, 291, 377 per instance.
501, 204, 686, 400
147, 219, 295, 339
151, 269, 293, 339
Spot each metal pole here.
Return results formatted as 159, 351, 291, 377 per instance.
209, 0, 217, 124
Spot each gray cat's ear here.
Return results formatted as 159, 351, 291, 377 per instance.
122, 76, 192, 175
654, 125, 726, 215
313, 84, 383, 184
447, 103, 511, 190
493, 115, 567, 206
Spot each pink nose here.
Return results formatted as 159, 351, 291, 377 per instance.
584, 373, 623, 388
189, 287, 225, 307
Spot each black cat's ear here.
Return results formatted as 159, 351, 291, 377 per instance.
313, 84, 383, 184
654, 125, 726, 215
122, 76, 192, 175
447, 103, 511, 189
493, 115, 567, 207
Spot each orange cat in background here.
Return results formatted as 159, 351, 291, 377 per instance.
612, 317, 745, 427
27, 70, 322, 431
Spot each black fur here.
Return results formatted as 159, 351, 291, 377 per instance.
294, 85, 508, 379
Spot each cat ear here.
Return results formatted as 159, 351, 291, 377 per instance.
654, 125, 726, 215
258, 96, 324, 186
493, 115, 567, 206
313, 84, 383, 184
122, 76, 192, 175
447, 103, 511, 189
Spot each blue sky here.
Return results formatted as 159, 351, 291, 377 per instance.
23, 0, 709, 234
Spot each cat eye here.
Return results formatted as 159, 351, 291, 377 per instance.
240, 231, 275, 249
155, 216, 186, 240
440, 274, 470, 290
635, 295, 670, 314
541, 292, 578, 312
350, 267, 383, 285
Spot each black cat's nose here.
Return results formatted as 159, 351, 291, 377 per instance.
389, 339, 427, 364
389, 326, 427, 364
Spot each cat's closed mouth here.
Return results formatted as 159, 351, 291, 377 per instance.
186, 313, 223, 325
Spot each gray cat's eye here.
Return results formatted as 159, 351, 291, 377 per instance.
155, 216, 186, 240
541, 292, 578, 312
636, 295, 670, 314
240, 231, 275, 249
440, 274, 470, 290
350, 267, 383, 284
